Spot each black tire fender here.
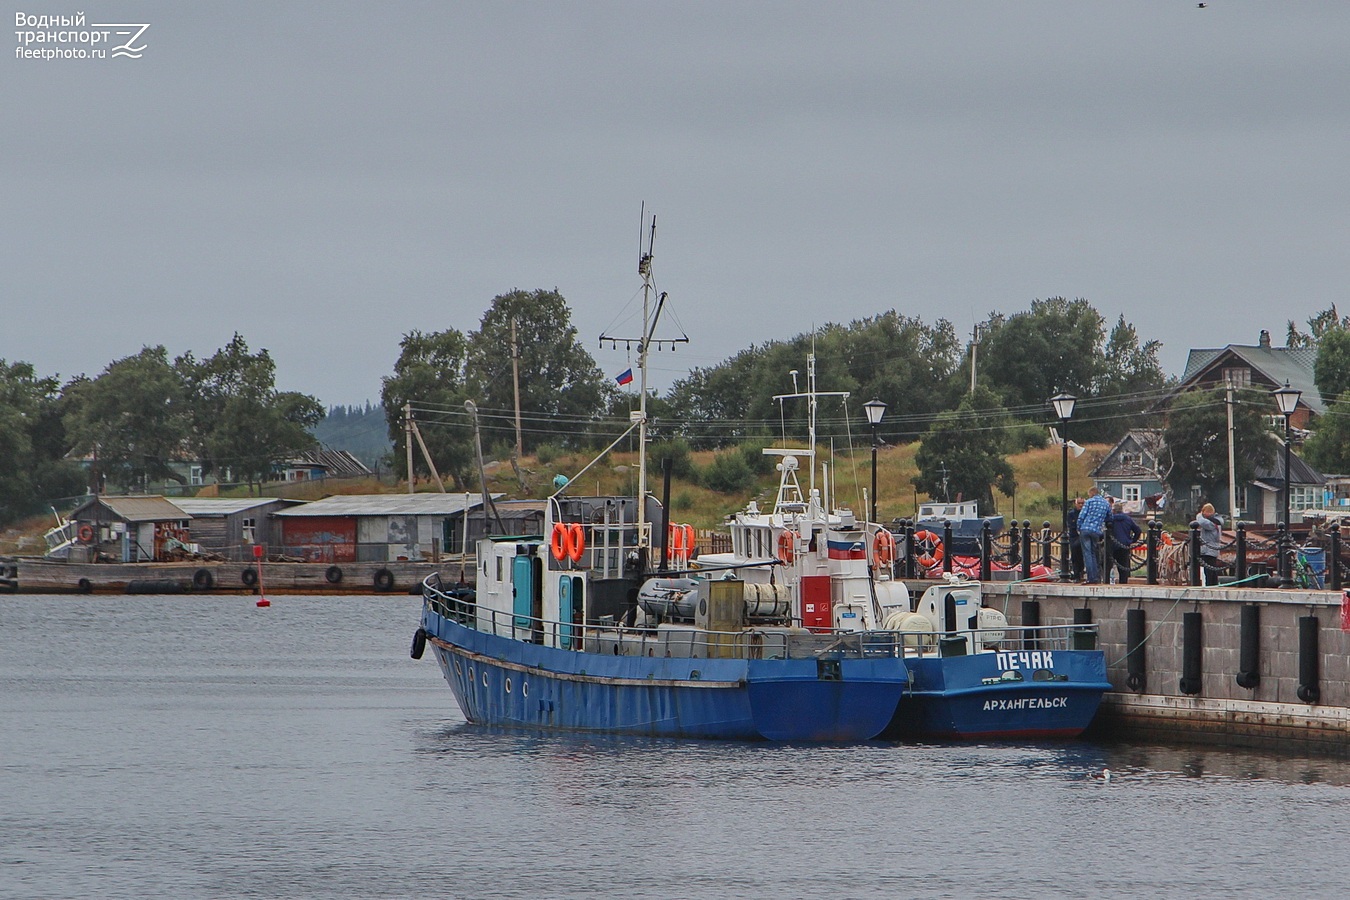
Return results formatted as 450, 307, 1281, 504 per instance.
241, 567, 258, 587
325, 565, 343, 584
193, 568, 214, 591
374, 568, 395, 592
410, 627, 427, 660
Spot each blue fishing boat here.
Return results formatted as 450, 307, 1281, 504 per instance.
413, 217, 910, 741
881, 577, 1111, 739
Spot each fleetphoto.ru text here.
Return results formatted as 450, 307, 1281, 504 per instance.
15, 11, 148, 59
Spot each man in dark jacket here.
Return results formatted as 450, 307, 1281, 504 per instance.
1108, 501, 1142, 584
1067, 497, 1085, 581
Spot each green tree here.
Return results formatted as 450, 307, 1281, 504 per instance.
381, 328, 474, 490
912, 387, 1016, 509
176, 334, 322, 487
1287, 305, 1350, 349
665, 313, 961, 449
464, 289, 613, 452
975, 299, 1166, 446
702, 448, 755, 494
1302, 389, 1350, 474
62, 347, 190, 491
0, 360, 84, 523
1162, 388, 1275, 502
978, 297, 1104, 413
1314, 327, 1350, 402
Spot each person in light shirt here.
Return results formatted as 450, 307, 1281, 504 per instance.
1192, 502, 1224, 586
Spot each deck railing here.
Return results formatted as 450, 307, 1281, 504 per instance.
422, 576, 1099, 661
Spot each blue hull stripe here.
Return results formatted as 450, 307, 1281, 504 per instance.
424, 607, 908, 741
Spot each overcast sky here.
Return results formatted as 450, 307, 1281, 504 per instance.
6, 2, 1348, 407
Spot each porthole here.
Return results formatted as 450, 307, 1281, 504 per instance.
454, 660, 462, 676
467, 666, 474, 682
522, 681, 529, 697
482, 670, 489, 687
505, 677, 512, 694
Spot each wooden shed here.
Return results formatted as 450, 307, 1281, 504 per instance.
69, 495, 192, 562
272, 493, 494, 563
171, 497, 303, 561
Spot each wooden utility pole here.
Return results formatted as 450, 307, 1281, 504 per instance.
510, 317, 526, 490
511, 317, 524, 462
404, 402, 415, 494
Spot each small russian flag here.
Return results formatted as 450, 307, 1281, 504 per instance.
827, 539, 866, 560
615, 368, 634, 386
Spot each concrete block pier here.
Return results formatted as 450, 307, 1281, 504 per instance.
998, 581, 1350, 753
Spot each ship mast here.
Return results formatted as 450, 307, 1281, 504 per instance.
771, 349, 848, 501
599, 210, 687, 552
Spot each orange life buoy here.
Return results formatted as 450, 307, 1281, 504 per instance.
683, 524, 695, 557
77, 524, 94, 543
567, 523, 585, 563
550, 522, 570, 561
874, 529, 897, 566
913, 530, 944, 568
777, 530, 798, 564
669, 524, 686, 555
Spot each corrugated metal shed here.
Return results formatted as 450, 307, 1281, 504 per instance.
74, 495, 192, 523
173, 497, 302, 516
273, 494, 498, 517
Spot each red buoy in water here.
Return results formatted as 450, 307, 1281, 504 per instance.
252, 544, 269, 607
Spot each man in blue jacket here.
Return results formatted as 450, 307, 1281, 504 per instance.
1078, 487, 1110, 584
1108, 500, 1142, 584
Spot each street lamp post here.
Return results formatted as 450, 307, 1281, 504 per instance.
1273, 381, 1302, 586
864, 399, 887, 524
1051, 392, 1078, 581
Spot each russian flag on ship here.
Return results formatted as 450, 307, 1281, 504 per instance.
615, 368, 634, 386
827, 539, 866, 560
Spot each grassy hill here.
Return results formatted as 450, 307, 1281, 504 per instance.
0, 442, 1106, 555
489, 442, 1105, 530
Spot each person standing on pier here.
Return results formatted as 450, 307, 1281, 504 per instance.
1193, 502, 1225, 586
1078, 487, 1110, 584
1109, 501, 1142, 584
1068, 496, 1085, 581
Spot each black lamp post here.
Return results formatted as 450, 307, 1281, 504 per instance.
1051, 392, 1077, 580
1273, 381, 1301, 585
864, 398, 887, 524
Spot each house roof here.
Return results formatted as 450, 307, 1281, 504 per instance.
172, 497, 302, 516
1090, 429, 1164, 480
1255, 444, 1326, 487
1181, 343, 1324, 414
272, 493, 501, 517
282, 449, 373, 478
74, 495, 192, 523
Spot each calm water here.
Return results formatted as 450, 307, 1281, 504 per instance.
3, 594, 1350, 899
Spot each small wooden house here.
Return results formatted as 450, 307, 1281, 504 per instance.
171, 497, 302, 561
1090, 430, 1167, 516
274, 449, 373, 483
69, 495, 192, 562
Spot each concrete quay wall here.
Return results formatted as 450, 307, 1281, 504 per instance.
999, 581, 1350, 752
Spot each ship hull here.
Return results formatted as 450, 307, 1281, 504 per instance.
423, 604, 908, 742
883, 650, 1110, 740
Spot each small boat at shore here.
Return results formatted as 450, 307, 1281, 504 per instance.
913, 499, 1004, 557
413, 218, 911, 741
